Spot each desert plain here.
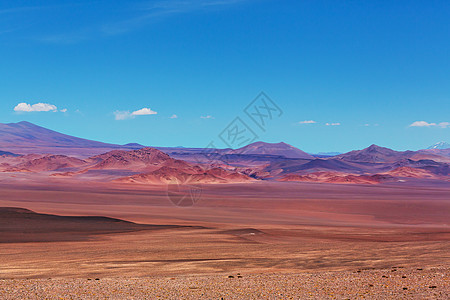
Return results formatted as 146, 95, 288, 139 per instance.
0, 174, 449, 299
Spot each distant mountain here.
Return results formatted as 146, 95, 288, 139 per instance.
335, 144, 413, 163
0, 121, 142, 157
311, 152, 341, 158
123, 143, 146, 148
230, 142, 314, 159
427, 142, 450, 150
263, 157, 367, 177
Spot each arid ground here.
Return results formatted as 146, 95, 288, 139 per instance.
0, 177, 449, 298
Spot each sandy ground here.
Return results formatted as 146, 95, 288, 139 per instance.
1, 267, 448, 299
0, 179, 449, 298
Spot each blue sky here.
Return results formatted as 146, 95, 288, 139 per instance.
1, 0, 449, 153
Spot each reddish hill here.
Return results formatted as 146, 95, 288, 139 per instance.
385, 167, 437, 179
88, 148, 191, 172
115, 166, 255, 185
14, 155, 87, 172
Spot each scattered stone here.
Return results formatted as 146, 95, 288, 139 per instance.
0, 267, 448, 299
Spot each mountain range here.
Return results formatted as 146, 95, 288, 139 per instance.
0, 121, 448, 185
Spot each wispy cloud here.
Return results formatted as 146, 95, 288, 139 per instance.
298, 120, 316, 124
0, 6, 41, 15
102, 0, 251, 36
200, 115, 214, 119
170, 114, 178, 119
114, 107, 158, 120
409, 121, 449, 128
325, 122, 341, 126
37, 32, 90, 44
14, 102, 58, 112
28, 0, 252, 43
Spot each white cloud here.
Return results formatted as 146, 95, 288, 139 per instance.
114, 107, 158, 120
131, 107, 157, 116
170, 114, 178, 119
409, 121, 437, 127
14, 102, 58, 112
298, 120, 316, 124
326, 122, 341, 126
60, 108, 68, 113
409, 121, 449, 128
201, 115, 214, 119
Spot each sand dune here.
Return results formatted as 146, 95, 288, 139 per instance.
0, 207, 184, 243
